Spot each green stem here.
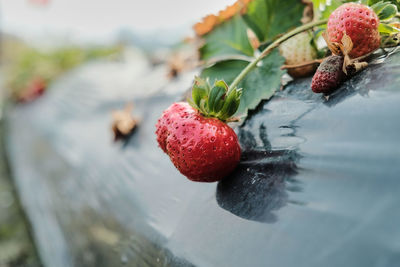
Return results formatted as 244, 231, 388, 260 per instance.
229, 19, 328, 89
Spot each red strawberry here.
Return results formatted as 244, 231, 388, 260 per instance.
156, 102, 189, 153
327, 3, 380, 58
311, 55, 345, 94
17, 77, 46, 103
156, 77, 242, 182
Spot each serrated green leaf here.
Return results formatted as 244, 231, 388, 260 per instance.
242, 0, 304, 43
236, 50, 285, 116
312, 0, 346, 21
201, 49, 285, 118
201, 60, 249, 85
200, 15, 254, 61
369, 0, 400, 9
371, 1, 391, 14
377, 4, 398, 20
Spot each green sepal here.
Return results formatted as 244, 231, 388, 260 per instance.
188, 77, 242, 121
192, 85, 207, 108
208, 80, 228, 113
190, 76, 211, 112
217, 87, 242, 121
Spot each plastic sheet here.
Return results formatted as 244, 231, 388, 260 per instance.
5, 49, 400, 267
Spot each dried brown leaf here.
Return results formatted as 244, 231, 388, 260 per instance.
193, 0, 253, 36
111, 103, 138, 141
247, 28, 260, 50
322, 31, 342, 56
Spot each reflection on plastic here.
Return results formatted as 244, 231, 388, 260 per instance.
217, 150, 301, 222
217, 129, 302, 222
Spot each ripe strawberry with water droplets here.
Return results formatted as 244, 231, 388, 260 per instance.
155, 78, 242, 182
327, 3, 380, 58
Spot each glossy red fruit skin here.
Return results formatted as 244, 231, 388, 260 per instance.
156, 102, 241, 182
327, 3, 380, 58
311, 55, 345, 94
156, 102, 190, 153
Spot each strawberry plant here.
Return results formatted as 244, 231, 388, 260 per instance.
156, 0, 400, 182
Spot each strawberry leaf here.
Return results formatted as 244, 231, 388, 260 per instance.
242, 0, 304, 43
368, 0, 400, 9
199, 15, 254, 61
312, 0, 347, 21
371, 2, 398, 20
201, 49, 285, 118
379, 22, 400, 34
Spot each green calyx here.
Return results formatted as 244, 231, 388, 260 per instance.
188, 76, 242, 121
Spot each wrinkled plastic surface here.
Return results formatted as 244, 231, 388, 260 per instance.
5, 49, 400, 267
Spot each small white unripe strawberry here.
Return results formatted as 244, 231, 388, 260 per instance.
279, 31, 318, 78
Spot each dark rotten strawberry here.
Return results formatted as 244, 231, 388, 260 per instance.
311, 55, 345, 94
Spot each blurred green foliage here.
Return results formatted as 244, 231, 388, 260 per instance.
2, 40, 122, 100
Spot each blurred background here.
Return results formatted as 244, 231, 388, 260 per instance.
0, 0, 235, 102
0, 0, 232, 266
2, 1, 400, 267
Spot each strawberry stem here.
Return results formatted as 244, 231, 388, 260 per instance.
281, 58, 324, 70
229, 19, 328, 90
